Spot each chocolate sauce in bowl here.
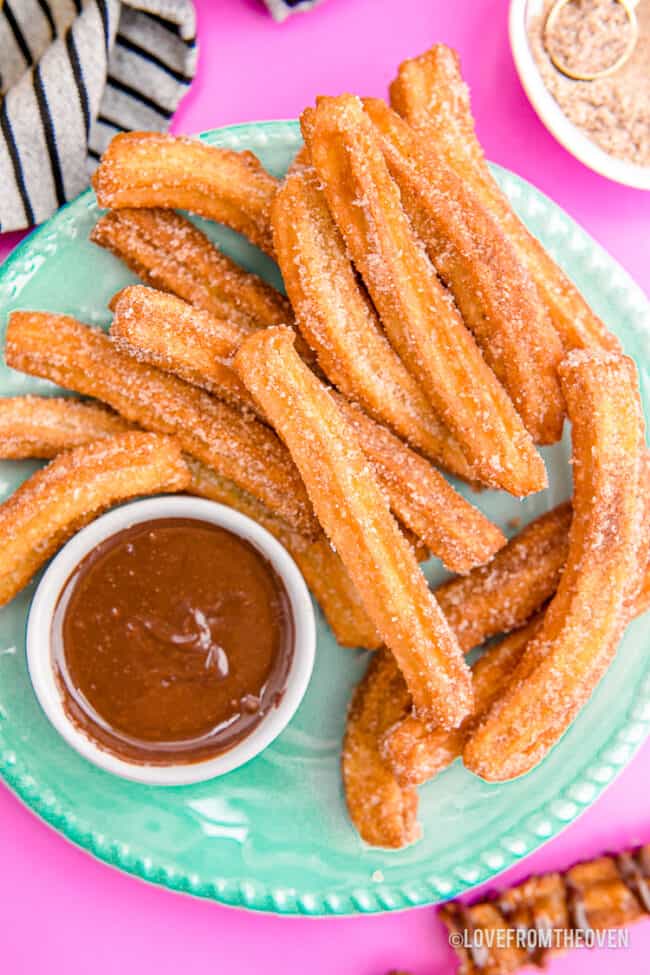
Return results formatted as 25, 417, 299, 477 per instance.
52, 517, 294, 765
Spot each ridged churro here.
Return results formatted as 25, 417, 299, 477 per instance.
342, 647, 419, 848
5, 312, 317, 537
441, 843, 650, 974
186, 458, 381, 650
304, 95, 547, 496
364, 98, 565, 445
92, 132, 278, 255
334, 395, 506, 574
0, 396, 132, 459
110, 285, 258, 412
389, 45, 620, 354
234, 325, 473, 729
464, 350, 646, 781
271, 164, 473, 479
0, 432, 190, 608
91, 208, 290, 329
435, 503, 572, 652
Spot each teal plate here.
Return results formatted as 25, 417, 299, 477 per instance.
1, 121, 649, 916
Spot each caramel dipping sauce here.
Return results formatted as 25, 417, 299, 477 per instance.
52, 517, 294, 765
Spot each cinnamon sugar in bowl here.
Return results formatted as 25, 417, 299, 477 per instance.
509, 0, 650, 188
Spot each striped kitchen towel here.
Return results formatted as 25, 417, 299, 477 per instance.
263, 0, 324, 21
0, 0, 197, 232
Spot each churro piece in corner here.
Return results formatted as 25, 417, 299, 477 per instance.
234, 325, 473, 729
0, 432, 190, 607
92, 132, 278, 255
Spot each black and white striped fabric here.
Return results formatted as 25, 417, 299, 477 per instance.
0, 0, 197, 232
263, 0, 323, 21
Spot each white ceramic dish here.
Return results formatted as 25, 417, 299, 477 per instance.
509, 0, 650, 189
26, 495, 316, 787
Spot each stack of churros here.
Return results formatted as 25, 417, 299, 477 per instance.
1, 43, 647, 851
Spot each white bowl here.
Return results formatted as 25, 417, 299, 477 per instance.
509, 0, 650, 189
26, 495, 316, 786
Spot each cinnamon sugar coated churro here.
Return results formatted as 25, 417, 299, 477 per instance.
364, 97, 565, 445
342, 647, 419, 848
464, 350, 646, 781
234, 325, 473, 729
0, 396, 132, 458
0, 432, 190, 607
435, 503, 572, 652
389, 44, 620, 354
92, 132, 278, 255
305, 95, 547, 495
5, 312, 317, 537
91, 208, 291, 329
110, 285, 258, 411
271, 164, 473, 480
441, 843, 650, 974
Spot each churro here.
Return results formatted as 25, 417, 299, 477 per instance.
464, 350, 646, 781
91, 208, 291, 329
364, 98, 565, 445
110, 285, 258, 412
92, 132, 278, 255
0, 432, 190, 608
435, 503, 572, 652
271, 164, 473, 479
304, 95, 547, 496
0, 396, 132, 459
334, 395, 506, 574
389, 44, 620, 354
234, 325, 473, 729
5, 312, 317, 537
441, 843, 650, 974
186, 458, 381, 650
342, 647, 419, 848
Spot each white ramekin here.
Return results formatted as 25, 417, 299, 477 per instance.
509, 0, 650, 189
26, 495, 316, 786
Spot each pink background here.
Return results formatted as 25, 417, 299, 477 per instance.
2, 0, 649, 972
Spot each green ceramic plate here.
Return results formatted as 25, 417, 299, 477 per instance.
1, 121, 649, 916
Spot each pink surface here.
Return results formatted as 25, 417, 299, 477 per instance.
1, 1, 649, 972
